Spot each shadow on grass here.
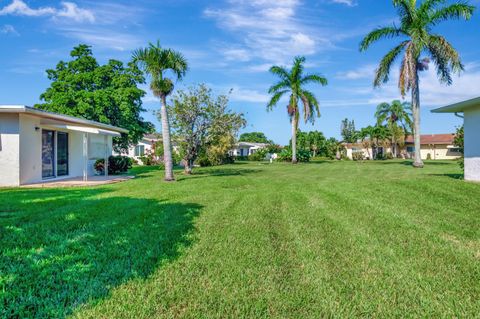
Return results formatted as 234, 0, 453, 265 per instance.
430, 173, 464, 180
0, 188, 202, 318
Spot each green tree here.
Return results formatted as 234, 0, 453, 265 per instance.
169, 84, 245, 174
239, 132, 271, 144
36, 44, 154, 152
267, 56, 328, 163
360, 0, 474, 167
341, 118, 356, 143
375, 100, 413, 157
454, 125, 464, 170
132, 41, 188, 181
308, 131, 326, 157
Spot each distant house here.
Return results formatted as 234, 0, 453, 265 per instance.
123, 134, 161, 161
0, 105, 127, 187
344, 133, 461, 160
122, 134, 180, 164
432, 97, 480, 182
229, 142, 268, 157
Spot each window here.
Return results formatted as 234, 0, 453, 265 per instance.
135, 145, 145, 156
57, 132, 69, 176
407, 146, 415, 153
449, 147, 461, 153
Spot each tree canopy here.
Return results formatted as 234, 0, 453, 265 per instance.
36, 44, 154, 151
341, 118, 356, 143
239, 132, 271, 144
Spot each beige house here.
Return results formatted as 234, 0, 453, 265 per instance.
229, 142, 268, 157
344, 134, 461, 160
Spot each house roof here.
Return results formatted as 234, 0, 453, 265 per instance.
237, 142, 269, 148
431, 96, 480, 113
0, 105, 128, 133
405, 134, 455, 145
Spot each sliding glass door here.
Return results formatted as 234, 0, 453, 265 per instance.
42, 130, 55, 178
42, 130, 69, 179
57, 132, 69, 176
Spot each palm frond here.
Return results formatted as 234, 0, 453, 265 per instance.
269, 66, 290, 82
267, 90, 288, 111
291, 56, 306, 82
374, 40, 409, 87
300, 74, 328, 86
393, 0, 415, 27
268, 80, 290, 94
300, 89, 320, 124
427, 35, 464, 85
360, 26, 405, 51
429, 2, 475, 25
398, 42, 417, 96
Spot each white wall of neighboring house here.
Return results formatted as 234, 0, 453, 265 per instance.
464, 106, 480, 181
1, 106, 122, 187
0, 113, 20, 186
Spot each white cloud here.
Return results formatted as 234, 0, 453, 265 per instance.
336, 64, 376, 80
204, 0, 327, 66
349, 62, 480, 108
331, 0, 357, 6
0, 24, 19, 35
60, 27, 142, 51
0, 0, 94, 23
228, 86, 270, 103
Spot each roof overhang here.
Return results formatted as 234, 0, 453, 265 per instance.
0, 105, 128, 134
431, 97, 480, 113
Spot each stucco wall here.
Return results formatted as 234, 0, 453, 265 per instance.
0, 113, 20, 187
418, 144, 461, 160
464, 106, 480, 181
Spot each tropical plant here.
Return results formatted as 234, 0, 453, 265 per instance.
358, 126, 374, 159
375, 100, 413, 157
36, 45, 154, 152
277, 148, 311, 162
454, 125, 464, 170
132, 41, 188, 181
308, 131, 327, 157
169, 84, 245, 174
267, 56, 328, 163
360, 0, 475, 167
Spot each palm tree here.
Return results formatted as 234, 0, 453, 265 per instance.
132, 41, 188, 181
267, 56, 328, 163
360, 0, 474, 167
375, 100, 413, 157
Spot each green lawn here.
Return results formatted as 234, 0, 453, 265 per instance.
1, 160, 479, 318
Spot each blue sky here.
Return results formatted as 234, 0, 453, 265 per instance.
1, 0, 479, 144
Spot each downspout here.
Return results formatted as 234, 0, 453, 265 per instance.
454, 112, 464, 119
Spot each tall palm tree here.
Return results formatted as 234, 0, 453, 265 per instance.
267, 56, 328, 163
375, 100, 413, 157
360, 0, 474, 167
132, 41, 188, 181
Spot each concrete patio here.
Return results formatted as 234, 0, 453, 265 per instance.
21, 175, 135, 188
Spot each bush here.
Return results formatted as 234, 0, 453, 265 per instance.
248, 149, 268, 161
94, 156, 133, 175
277, 149, 311, 162
352, 151, 365, 161
426, 153, 432, 160
385, 152, 394, 160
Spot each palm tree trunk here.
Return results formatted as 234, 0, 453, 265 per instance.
160, 95, 175, 181
412, 74, 424, 168
184, 160, 193, 175
291, 117, 298, 164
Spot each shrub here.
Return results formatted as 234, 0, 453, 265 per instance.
94, 156, 132, 175
352, 151, 365, 161
426, 153, 432, 160
248, 149, 268, 161
385, 152, 394, 160
277, 149, 311, 162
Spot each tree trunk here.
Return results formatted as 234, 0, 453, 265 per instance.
184, 160, 193, 175
160, 95, 175, 181
291, 116, 298, 164
412, 74, 424, 168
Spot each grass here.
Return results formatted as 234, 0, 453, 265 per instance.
1, 160, 479, 318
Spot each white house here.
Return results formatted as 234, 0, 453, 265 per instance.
229, 142, 269, 157
0, 105, 127, 187
123, 134, 160, 161
432, 97, 480, 182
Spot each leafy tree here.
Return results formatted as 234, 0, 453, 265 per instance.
454, 125, 464, 170
324, 138, 345, 160
308, 131, 326, 157
169, 84, 245, 174
239, 132, 271, 144
341, 118, 356, 143
36, 44, 154, 152
375, 100, 413, 157
132, 41, 188, 181
360, 0, 474, 167
267, 56, 328, 163
358, 126, 374, 159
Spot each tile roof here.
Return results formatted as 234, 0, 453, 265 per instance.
405, 134, 455, 145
